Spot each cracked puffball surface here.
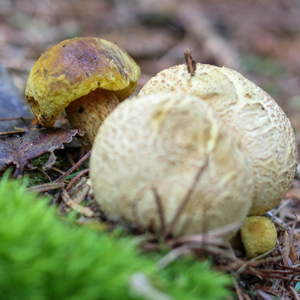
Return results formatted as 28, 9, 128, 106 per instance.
25, 37, 140, 148
139, 64, 298, 216
90, 92, 254, 237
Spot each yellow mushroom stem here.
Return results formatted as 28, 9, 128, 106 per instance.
65, 88, 119, 150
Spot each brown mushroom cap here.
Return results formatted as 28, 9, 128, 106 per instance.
25, 37, 140, 128
90, 92, 254, 237
139, 64, 298, 216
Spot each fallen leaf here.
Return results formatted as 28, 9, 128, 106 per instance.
0, 128, 83, 177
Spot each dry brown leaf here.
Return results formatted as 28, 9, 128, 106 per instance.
0, 128, 83, 177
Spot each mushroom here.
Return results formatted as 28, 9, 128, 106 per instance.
139, 64, 298, 216
90, 92, 254, 237
240, 216, 277, 258
25, 37, 140, 149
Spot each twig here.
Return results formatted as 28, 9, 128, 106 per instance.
289, 286, 300, 300
0, 128, 27, 136
274, 263, 300, 272
282, 230, 291, 267
237, 254, 282, 274
61, 188, 95, 218
232, 275, 244, 300
36, 167, 52, 182
55, 150, 91, 183
258, 269, 299, 275
0, 116, 36, 121
166, 222, 241, 247
66, 168, 89, 191
26, 182, 65, 193
184, 49, 196, 76
257, 290, 275, 300
259, 274, 300, 281
162, 159, 208, 237
152, 188, 166, 234
51, 166, 65, 175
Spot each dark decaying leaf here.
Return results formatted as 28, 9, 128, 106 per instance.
0, 128, 83, 177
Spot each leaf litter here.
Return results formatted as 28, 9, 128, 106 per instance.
0, 128, 83, 177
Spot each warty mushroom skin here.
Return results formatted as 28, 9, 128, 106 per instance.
241, 216, 277, 258
25, 37, 140, 149
139, 64, 298, 216
90, 92, 254, 237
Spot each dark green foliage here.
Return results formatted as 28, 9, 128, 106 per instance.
0, 173, 231, 300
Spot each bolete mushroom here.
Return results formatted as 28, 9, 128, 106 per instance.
25, 37, 140, 149
139, 64, 298, 216
90, 92, 254, 237
240, 216, 277, 258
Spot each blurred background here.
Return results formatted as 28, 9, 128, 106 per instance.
1, 0, 300, 148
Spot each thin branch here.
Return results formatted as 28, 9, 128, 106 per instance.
26, 182, 65, 193
184, 49, 196, 76
166, 222, 241, 247
61, 189, 95, 218
55, 150, 91, 182
66, 168, 89, 191
237, 254, 282, 274
0, 128, 27, 136
0, 116, 36, 121
232, 276, 244, 300
162, 159, 208, 237
289, 286, 300, 300
257, 290, 275, 300
152, 188, 166, 234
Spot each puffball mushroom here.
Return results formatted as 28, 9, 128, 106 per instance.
25, 37, 140, 149
139, 64, 298, 216
90, 92, 254, 237
241, 216, 277, 258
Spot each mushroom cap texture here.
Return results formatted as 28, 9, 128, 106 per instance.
241, 216, 277, 258
90, 92, 254, 237
139, 64, 298, 216
25, 37, 140, 127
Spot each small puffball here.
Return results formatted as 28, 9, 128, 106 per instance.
241, 216, 277, 258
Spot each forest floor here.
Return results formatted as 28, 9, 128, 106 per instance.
1, 0, 300, 299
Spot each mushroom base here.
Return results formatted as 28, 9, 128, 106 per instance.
65, 88, 119, 149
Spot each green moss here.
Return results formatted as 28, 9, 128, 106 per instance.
0, 173, 231, 300
26, 151, 80, 186
160, 259, 232, 300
